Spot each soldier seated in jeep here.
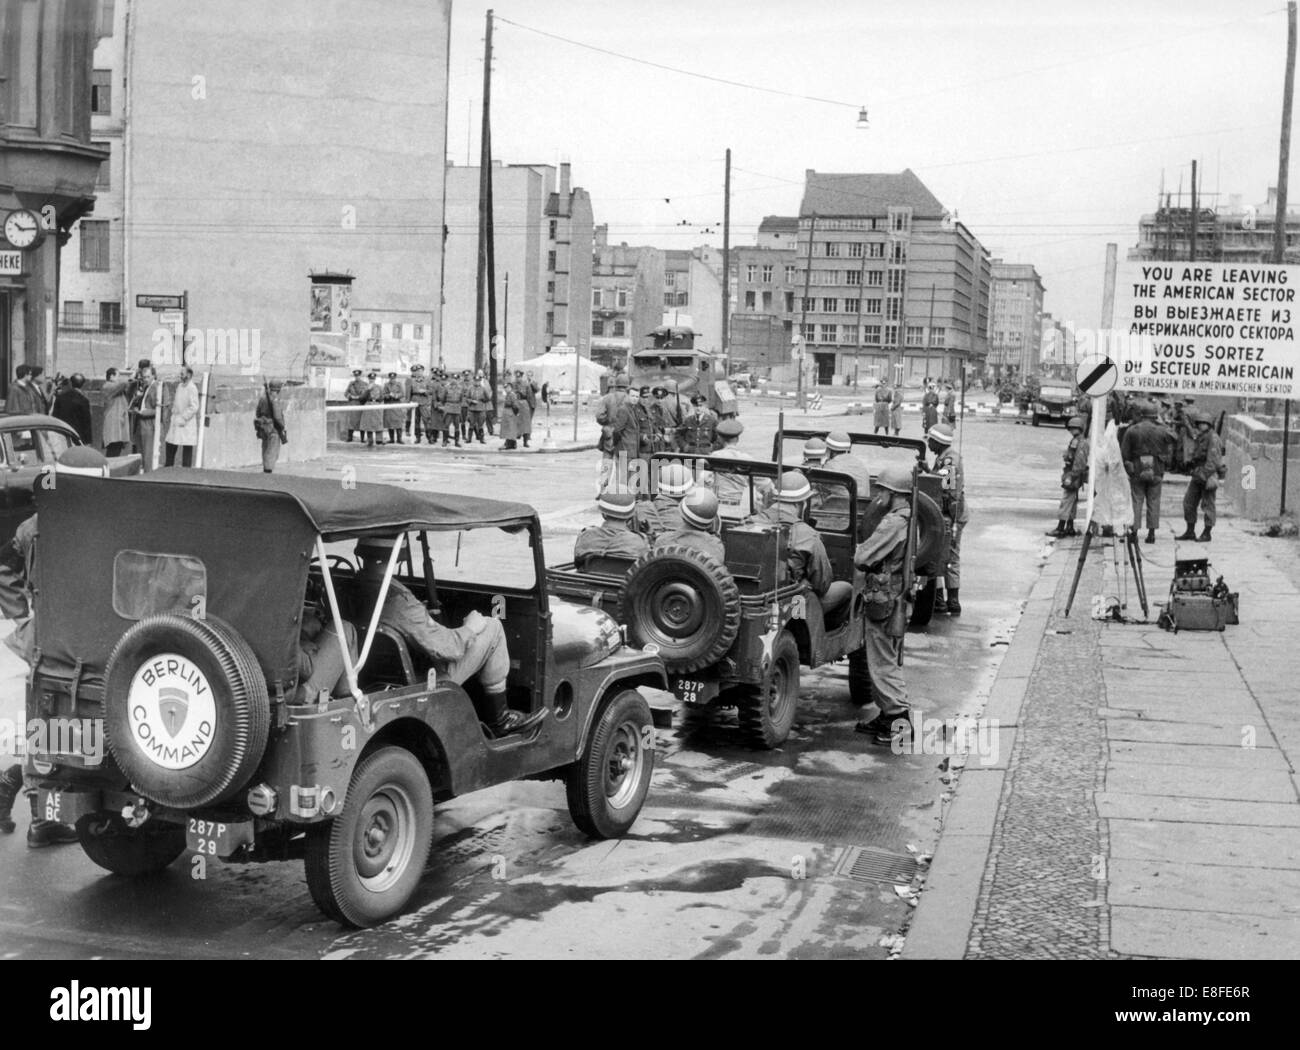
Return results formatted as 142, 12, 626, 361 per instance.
752, 470, 852, 621
654, 489, 725, 562
353, 536, 546, 738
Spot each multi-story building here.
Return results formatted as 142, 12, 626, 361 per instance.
56, 0, 452, 380
1039, 311, 1075, 379
590, 227, 663, 371
793, 170, 991, 387
727, 244, 798, 373
444, 161, 593, 372
2, 0, 110, 397
1129, 187, 1300, 264
348, 309, 436, 373
989, 260, 1045, 381
756, 215, 799, 250
662, 245, 724, 353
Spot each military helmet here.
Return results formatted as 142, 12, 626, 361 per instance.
1067, 415, 1086, 432
927, 423, 955, 446
802, 437, 829, 463
774, 470, 813, 503
681, 489, 720, 530
874, 465, 913, 495
1189, 409, 1213, 426
825, 431, 852, 453
657, 461, 694, 498
613, 374, 629, 389
1140, 400, 1160, 419
596, 490, 637, 520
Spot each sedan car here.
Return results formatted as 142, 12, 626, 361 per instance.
0, 414, 141, 543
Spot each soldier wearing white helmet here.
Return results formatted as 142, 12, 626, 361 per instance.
575, 491, 649, 566
853, 464, 914, 746
635, 460, 695, 540
927, 422, 968, 615
754, 470, 852, 618
1177, 409, 1225, 543
655, 488, 725, 563
824, 431, 872, 497
1047, 415, 1089, 539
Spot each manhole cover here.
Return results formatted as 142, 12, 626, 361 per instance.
834, 846, 918, 884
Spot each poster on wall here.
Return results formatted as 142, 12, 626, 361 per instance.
307, 278, 352, 369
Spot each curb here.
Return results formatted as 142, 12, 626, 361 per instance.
900, 540, 1069, 960
328, 440, 599, 456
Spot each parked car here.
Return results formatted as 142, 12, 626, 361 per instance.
0, 414, 140, 543
28, 470, 666, 927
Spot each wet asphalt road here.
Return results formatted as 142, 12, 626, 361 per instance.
0, 405, 1068, 959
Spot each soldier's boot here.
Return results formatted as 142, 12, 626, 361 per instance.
522, 435, 530, 448
946, 589, 961, 616
855, 710, 913, 748
1176, 523, 1197, 541
1145, 529, 1156, 544
1064, 521, 1079, 537
1045, 520, 1067, 537
345, 430, 352, 443
1197, 526, 1212, 543
481, 690, 547, 739
367, 433, 375, 447
0, 764, 22, 834
25, 793, 77, 848
395, 429, 404, 445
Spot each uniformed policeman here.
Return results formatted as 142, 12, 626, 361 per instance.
825, 431, 872, 496
852, 464, 914, 746
574, 490, 649, 566
649, 382, 682, 453
427, 368, 447, 445
382, 371, 406, 445
466, 370, 491, 444
409, 365, 432, 444
438, 371, 464, 447
927, 422, 968, 615
655, 488, 725, 562
635, 460, 694, 540
753, 470, 852, 619
873, 381, 892, 434
1121, 400, 1174, 543
1047, 415, 1088, 538
632, 385, 657, 464
360, 371, 385, 446
677, 392, 718, 455
890, 382, 904, 435
1178, 410, 1226, 543
343, 368, 368, 442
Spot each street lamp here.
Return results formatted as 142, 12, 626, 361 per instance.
855, 106, 870, 130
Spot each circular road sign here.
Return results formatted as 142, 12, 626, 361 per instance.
1076, 354, 1117, 398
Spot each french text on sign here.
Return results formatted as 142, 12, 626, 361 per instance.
1114, 261, 1300, 400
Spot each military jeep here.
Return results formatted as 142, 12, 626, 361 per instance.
547, 455, 938, 749
774, 430, 950, 627
26, 470, 666, 927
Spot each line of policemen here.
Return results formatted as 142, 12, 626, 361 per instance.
341, 367, 538, 449
595, 374, 722, 493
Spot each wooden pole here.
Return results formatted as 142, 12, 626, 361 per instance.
1277, 2, 1296, 516
722, 148, 731, 374
797, 214, 816, 408
473, 9, 494, 378
1190, 159, 1198, 262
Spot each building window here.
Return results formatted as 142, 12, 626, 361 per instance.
932, 329, 946, 347
864, 324, 882, 345
413, 324, 424, 340
762, 290, 773, 311
785, 266, 798, 283
884, 324, 899, 346
613, 321, 626, 337
617, 290, 627, 308
784, 320, 794, 337
63, 301, 84, 327
800, 297, 815, 313
822, 298, 838, 313
371, 324, 381, 338
592, 319, 604, 336
79, 221, 109, 271
676, 291, 689, 307
844, 298, 860, 315
886, 299, 901, 321
549, 220, 557, 240
891, 210, 911, 233
390, 323, 402, 339
352, 322, 360, 336
800, 323, 816, 341
825, 242, 841, 257
819, 323, 839, 343
546, 312, 555, 335
761, 264, 774, 283
745, 290, 756, 309
847, 243, 864, 258
93, 143, 111, 188
890, 242, 907, 264
100, 302, 122, 331
665, 272, 676, 289
846, 270, 862, 286
547, 280, 555, 296
866, 271, 883, 287
840, 327, 857, 344
865, 298, 882, 315
887, 271, 905, 294
746, 264, 757, 282
906, 325, 925, 347
868, 243, 884, 259
664, 293, 675, 307
91, 69, 112, 115
593, 289, 602, 307
784, 291, 795, 312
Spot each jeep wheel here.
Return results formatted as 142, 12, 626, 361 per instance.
304, 746, 434, 928
620, 545, 741, 674
76, 812, 186, 876
910, 578, 937, 627
103, 615, 271, 810
736, 631, 800, 749
566, 689, 654, 839
912, 493, 947, 576
848, 648, 875, 707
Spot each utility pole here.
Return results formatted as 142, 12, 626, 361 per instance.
722, 148, 731, 375
853, 244, 868, 392
474, 9, 494, 382
1277, 0, 1297, 515
1190, 159, 1199, 262
797, 213, 817, 409
926, 284, 936, 382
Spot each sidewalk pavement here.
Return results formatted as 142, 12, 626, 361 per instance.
905, 500, 1300, 960
329, 416, 601, 455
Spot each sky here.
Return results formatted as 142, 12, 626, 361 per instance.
447, 0, 1294, 331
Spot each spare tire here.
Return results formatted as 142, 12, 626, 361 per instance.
103, 614, 271, 810
912, 492, 947, 576
619, 545, 741, 674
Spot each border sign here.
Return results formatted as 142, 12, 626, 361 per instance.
1114, 261, 1300, 399
1076, 354, 1117, 398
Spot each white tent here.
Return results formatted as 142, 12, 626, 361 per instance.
510, 344, 606, 394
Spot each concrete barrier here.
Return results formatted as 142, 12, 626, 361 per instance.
1223, 412, 1300, 519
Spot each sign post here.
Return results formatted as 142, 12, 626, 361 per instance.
1076, 352, 1118, 528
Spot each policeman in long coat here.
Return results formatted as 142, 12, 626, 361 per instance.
873, 382, 892, 433
343, 369, 369, 442
427, 369, 447, 444
437, 372, 463, 447
409, 365, 432, 444
890, 383, 904, 435
465, 371, 490, 444
512, 370, 535, 447
500, 382, 521, 449
360, 372, 385, 446
382, 372, 406, 444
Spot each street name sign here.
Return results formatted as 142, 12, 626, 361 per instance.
1076, 354, 1117, 397
136, 294, 185, 311
1114, 261, 1300, 399
0, 251, 22, 276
